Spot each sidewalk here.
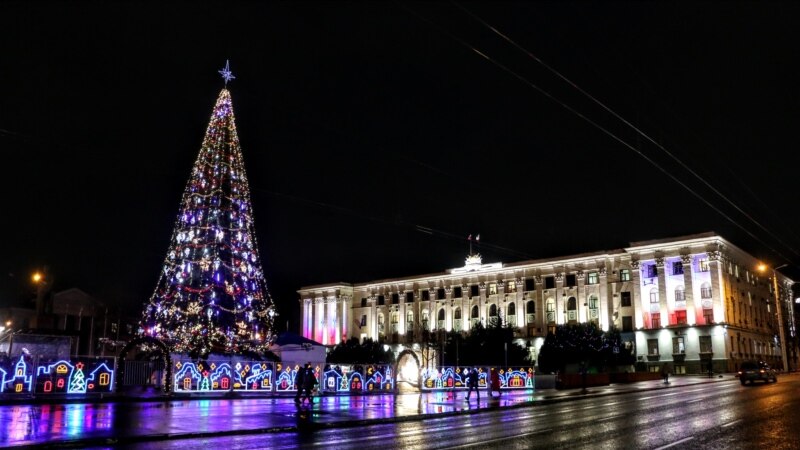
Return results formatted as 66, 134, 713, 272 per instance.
1, 374, 737, 449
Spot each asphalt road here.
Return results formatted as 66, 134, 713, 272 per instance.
118, 376, 800, 450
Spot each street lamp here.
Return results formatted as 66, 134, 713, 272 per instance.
759, 263, 789, 372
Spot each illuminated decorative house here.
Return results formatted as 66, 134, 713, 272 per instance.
298, 232, 797, 374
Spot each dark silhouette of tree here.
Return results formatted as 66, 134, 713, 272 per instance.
326, 338, 395, 364
537, 323, 634, 373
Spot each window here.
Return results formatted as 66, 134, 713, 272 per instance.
622, 316, 633, 332
361, 298, 367, 307
489, 283, 498, 295
391, 312, 399, 333
406, 311, 413, 324
675, 286, 685, 302
406, 292, 414, 303
672, 262, 684, 275
506, 281, 516, 293
648, 339, 659, 355
422, 290, 430, 301
545, 276, 555, 289
392, 293, 399, 304
588, 272, 599, 285
525, 278, 535, 291
378, 295, 385, 306
621, 291, 632, 307
437, 288, 445, 300
422, 311, 429, 330
471, 305, 480, 327
507, 303, 516, 317
526, 300, 535, 324
645, 265, 658, 278
675, 310, 687, 325
699, 336, 712, 353
565, 274, 576, 287
650, 288, 659, 305
361, 315, 367, 327
588, 295, 599, 322
453, 286, 462, 298
672, 337, 685, 354
546, 298, 556, 323
701, 284, 712, 299
567, 297, 577, 322
489, 304, 498, 317
698, 258, 710, 272
470, 285, 480, 297
437, 308, 445, 329
620, 269, 631, 282
703, 308, 714, 324
454, 307, 462, 331
378, 313, 385, 333
651, 313, 661, 328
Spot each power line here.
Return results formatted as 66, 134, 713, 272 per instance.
396, 1, 795, 266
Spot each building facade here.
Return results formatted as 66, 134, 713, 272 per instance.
297, 233, 797, 374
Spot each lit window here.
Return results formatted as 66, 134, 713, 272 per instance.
588, 272, 599, 285
698, 258, 710, 272
620, 269, 631, 282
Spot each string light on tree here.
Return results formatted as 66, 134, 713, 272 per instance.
140, 62, 276, 357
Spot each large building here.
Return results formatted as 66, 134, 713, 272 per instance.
297, 232, 797, 374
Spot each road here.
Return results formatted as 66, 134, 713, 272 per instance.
2, 375, 799, 449
125, 376, 800, 450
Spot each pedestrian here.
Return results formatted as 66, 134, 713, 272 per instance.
661, 364, 670, 384
464, 367, 480, 402
294, 364, 306, 404
301, 363, 318, 404
489, 367, 501, 398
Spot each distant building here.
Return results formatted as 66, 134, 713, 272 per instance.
0, 288, 138, 359
297, 232, 797, 374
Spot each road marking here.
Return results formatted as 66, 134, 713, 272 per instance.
441, 428, 554, 449
721, 419, 742, 428
654, 436, 694, 450
687, 398, 703, 403
596, 414, 622, 423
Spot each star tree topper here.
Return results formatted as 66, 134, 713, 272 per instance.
219, 60, 235, 85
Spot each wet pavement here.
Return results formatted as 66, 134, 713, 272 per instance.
0, 374, 735, 448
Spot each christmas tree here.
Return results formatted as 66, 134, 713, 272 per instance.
140, 61, 276, 357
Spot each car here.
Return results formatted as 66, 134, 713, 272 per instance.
738, 360, 777, 385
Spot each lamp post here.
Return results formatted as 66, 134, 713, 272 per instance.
759, 263, 789, 372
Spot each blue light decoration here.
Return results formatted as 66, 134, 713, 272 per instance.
365, 365, 394, 391
321, 365, 372, 393
172, 360, 273, 392
500, 367, 535, 389
1, 356, 33, 393
274, 363, 300, 393
36, 360, 74, 393
85, 362, 115, 392
421, 366, 535, 391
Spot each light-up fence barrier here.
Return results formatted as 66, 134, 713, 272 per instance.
421, 366, 535, 390
0, 355, 116, 394
321, 364, 395, 393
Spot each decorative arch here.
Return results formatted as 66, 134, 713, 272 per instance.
507, 303, 516, 316
489, 304, 498, 317
117, 336, 172, 394
567, 297, 577, 310
395, 349, 422, 393
471, 305, 479, 318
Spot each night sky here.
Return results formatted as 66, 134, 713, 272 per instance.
3, 1, 800, 332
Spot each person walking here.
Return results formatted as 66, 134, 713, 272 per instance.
464, 367, 480, 402
661, 363, 670, 384
294, 364, 306, 404
301, 363, 318, 404
489, 367, 501, 398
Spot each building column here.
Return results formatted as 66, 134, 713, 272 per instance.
479, 283, 487, 326
516, 279, 524, 328
556, 272, 565, 325
599, 266, 609, 331
708, 250, 725, 323
576, 271, 586, 323
681, 254, 696, 325
631, 260, 643, 329
656, 256, 669, 326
